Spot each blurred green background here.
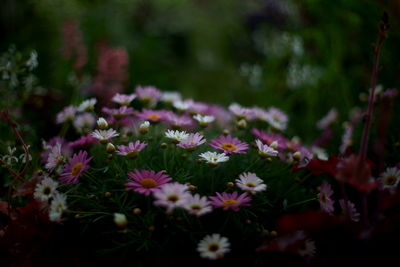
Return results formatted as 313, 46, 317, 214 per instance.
1, 0, 399, 142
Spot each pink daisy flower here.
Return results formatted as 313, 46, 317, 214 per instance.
136, 109, 169, 123
166, 113, 193, 129
210, 135, 248, 154
153, 182, 191, 213
318, 181, 335, 215
339, 199, 360, 222
116, 141, 147, 158
68, 135, 98, 149
255, 139, 279, 158
56, 105, 77, 124
177, 133, 206, 151
102, 106, 134, 119
228, 103, 254, 120
126, 169, 172, 196
251, 128, 288, 151
209, 192, 251, 211
135, 85, 161, 107
60, 151, 92, 184
265, 107, 288, 131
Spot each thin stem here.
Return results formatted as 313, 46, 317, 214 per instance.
359, 15, 388, 160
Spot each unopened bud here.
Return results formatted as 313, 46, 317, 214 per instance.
223, 129, 230, 136
227, 182, 234, 188
97, 117, 108, 129
270, 141, 279, 150
114, 213, 128, 228
236, 119, 247, 129
104, 192, 111, 198
106, 143, 116, 153
132, 208, 142, 215
139, 121, 150, 134
160, 142, 168, 149
293, 151, 302, 160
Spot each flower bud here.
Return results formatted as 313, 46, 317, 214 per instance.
236, 119, 247, 129
114, 213, 128, 228
97, 117, 108, 129
106, 143, 116, 153
139, 121, 150, 134
270, 141, 279, 150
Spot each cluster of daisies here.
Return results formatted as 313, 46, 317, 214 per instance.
34, 85, 400, 260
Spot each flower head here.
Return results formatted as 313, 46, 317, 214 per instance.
45, 143, 65, 170
166, 113, 193, 129
235, 172, 266, 195
126, 169, 172, 196
116, 140, 147, 158
197, 234, 230, 260
60, 151, 92, 184
69, 135, 98, 149
210, 135, 248, 154
378, 167, 400, 191
56, 106, 77, 124
209, 192, 251, 211
49, 192, 68, 222
73, 113, 96, 133
153, 182, 191, 213
318, 181, 335, 214
137, 109, 168, 123
102, 106, 134, 119
177, 133, 206, 151
265, 107, 288, 131
161, 91, 182, 104
255, 139, 278, 158
228, 103, 254, 120
135, 85, 161, 107
193, 114, 215, 127
183, 194, 213, 216
78, 98, 97, 112
112, 93, 136, 106
165, 130, 189, 144
339, 199, 360, 222
34, 177, 59, 202
199, 152, 229, 166
316, 108, 338, 130
91, 129, 119, 143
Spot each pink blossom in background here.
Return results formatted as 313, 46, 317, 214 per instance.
62, 19, 87, 71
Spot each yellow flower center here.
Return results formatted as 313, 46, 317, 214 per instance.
384, 175, 397, 186
221, 199, 238, 206
140, 178, 158, 189
126, 151, 139, 158
147, 114, 161, 120
221, 143, 237, 152
208, 243, 220, 252
71, 162, 84, 176
245, 183, 256, 188
167, 195, 179, 202
190, 204, 202, 210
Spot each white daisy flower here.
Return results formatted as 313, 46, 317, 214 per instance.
316, 108, 338, 130
173, 100, 191, 111
112, 93, 136, 106
193, 114, 215, 127
255, 139, 278, 158
56, 106, 76, 124
78, 98, 97, 112
165, 130, 189, 144
49, 192, 67, 222
378, 167, 400, 191
91, 129, 119, 144
161, 91, 182, 104
153, 182, 191, 213
199, 152, 229, 166
73, 113, 96, 133
183, 194, 213, 216
197, 233, 230, 260
34, 177, 59, 202
235, 172, 266, 195
45, 143, 64, 170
